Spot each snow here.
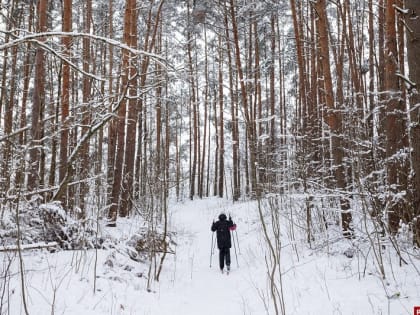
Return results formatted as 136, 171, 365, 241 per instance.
2, 197, 419, 314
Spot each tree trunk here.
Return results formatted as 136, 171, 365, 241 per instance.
269, 15, 276, 186
314, 0, 352, 237
405, 0, 420, 246
218, 35, 224, 198
28, 0, 48, 192
228, 0, 258, 197
119, 0, 139, 217
385, 0, 409, 234
79, 0, 92, 216
59, 0, 72, 208
107, 0, 117, 214
223, 8, 240, 201
108, 0, 133, 224
253, 20, 263, 187
15, 5, 34, 188
1, 3, 23, 194
187, 4, 198, 200
2, 42, 19, 198
199, 26, 209, 199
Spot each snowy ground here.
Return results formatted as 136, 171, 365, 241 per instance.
2, 197, 419, 314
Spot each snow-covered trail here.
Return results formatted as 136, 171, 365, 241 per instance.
4, 197, 264, 315
146, 197, 420, 315
142, 197, 264, 315
5, 197, 418, 315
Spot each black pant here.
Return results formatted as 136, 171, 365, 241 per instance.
219, 247, 231, 270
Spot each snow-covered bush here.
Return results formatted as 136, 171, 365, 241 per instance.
0, 201, 101, 250
125, 228, 176, 262
38, 203, 100, 249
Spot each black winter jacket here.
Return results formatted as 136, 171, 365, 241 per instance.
211, 214, 234, 249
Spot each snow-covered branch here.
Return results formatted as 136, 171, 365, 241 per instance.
0, 30, 172, 70
0, 242, 58, 252
396, 72, 417, 90
52, 78, 133, 201
393, 4, 410, 15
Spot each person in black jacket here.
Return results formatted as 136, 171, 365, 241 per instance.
211, 213, 235, 273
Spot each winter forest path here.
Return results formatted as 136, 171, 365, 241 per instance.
145, 197, 420, 315
143, 197, 263, 315
6, 197, 418, 314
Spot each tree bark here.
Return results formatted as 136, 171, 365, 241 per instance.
228, 0, 258, 197
405, 0, 420, 246
187, 3, 198, 200
223, 7, 240, 201
385, 0, 410, 234
59, 0, 72, 208
28, 0, 48, 192
314, 0, 352, 237
79, 0, 92, 216
108, 0, 134, 223
119, 0, 139, 217
218, 35, 224, 198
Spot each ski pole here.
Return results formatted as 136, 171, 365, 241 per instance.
230, 214, 241, 254
212, 232, 216, 256
210, 232, 214, 267
231, 230, 239, 267
234, 229, 241, 254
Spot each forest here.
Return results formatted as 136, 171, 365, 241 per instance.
0, 0, 420, 314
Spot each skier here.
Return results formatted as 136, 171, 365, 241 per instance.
211, 213, 236, 274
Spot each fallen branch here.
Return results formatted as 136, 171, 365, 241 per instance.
0, 242, 58, 252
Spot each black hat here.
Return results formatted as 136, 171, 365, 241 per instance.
218, 213, 227, 221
